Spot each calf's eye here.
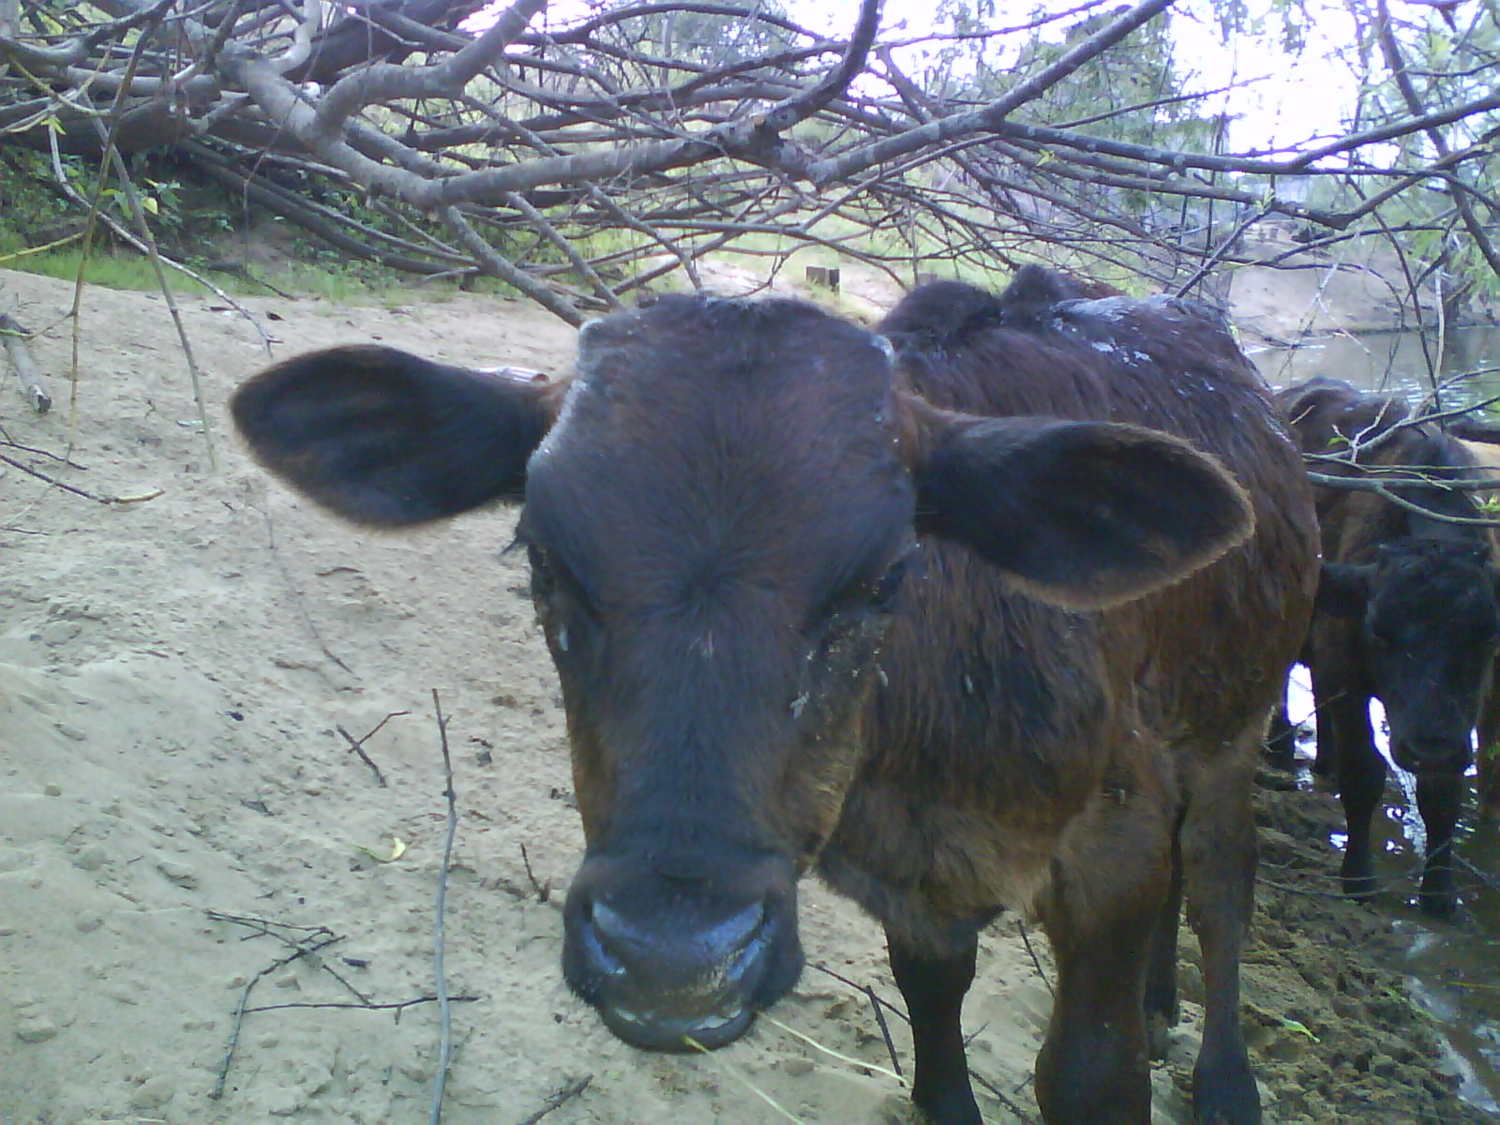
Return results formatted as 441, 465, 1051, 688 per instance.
868, 556, 910, 613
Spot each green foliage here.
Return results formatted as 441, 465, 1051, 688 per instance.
2, 244, 212, 294
598, 0, 795, 66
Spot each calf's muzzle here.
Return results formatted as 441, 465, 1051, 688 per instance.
562, 852, 802, 1050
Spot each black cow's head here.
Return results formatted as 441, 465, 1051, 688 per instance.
1318, 537, 1500, 776
231, 293, 1252, 1052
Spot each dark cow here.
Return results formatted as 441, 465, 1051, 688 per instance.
231, 268, 1318, 1125
1273, 376, 1500, 916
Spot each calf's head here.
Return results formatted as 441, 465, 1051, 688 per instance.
1319, 537, 1500, 775
231, 293, 1253, 1051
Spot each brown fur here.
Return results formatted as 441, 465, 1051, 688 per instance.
1276, 377, 1500, 914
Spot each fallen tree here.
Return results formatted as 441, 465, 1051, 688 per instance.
0, 0, 1496, 328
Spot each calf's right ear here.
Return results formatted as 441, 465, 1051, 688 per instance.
231, 345, 560, 526
905, 406, 1254, 611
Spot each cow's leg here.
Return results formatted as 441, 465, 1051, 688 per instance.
1416, 773, 1463, 917
1143, 824, 1184, 1059
887, 931, 980, 1125
1327, 694, 1384, 902
1035, 794, 1168, 1125
1179, 740, 1261, 1125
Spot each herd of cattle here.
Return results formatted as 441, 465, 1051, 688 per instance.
228, 267, 1497, 1125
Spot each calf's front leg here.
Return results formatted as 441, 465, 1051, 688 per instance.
888, 931, 982, 1125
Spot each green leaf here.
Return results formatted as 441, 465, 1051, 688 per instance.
1280, 1018, 1320, 1041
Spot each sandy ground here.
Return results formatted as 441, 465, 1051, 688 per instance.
0, 264, 1490, 1125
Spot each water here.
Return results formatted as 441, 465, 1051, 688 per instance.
1284, 664, 1500, 1114
1247, 325, 1500, 401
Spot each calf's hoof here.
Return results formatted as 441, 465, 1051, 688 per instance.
1193, 1052, 1261, 1125
1418, 875, 1458, 919
910, 1085, 981, 1125
1339, 856, 1378, 904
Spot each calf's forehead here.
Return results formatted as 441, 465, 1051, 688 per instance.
1373, 549, 1500, 621
521, 296, 914, 595
567, 295, 895, 415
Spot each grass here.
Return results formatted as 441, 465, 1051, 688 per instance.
0, 240, 214, 295
0, 190, 1135, 318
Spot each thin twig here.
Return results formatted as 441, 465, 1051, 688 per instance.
205, 911, 369, 1002
969, 1068, 1044, 1125
430, 687, 459, 1125
261, 505, 354, 674
335, 712, 409, 788
211, 932, 344, 1099
1016, 921, 1053, 996
864, 983, 902, 1078
244, 994, 480, 1014
519, 842, 550, 903
0, 434, 86, 467
88, 112, 217, 470
514, 1076, 593, 1125
0, 451, 161, 505
810, 962, 910, 1023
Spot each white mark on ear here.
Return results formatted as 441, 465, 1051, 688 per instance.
557, 625, 570, 652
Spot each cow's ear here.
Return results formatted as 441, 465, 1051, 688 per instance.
231, 345, 561, 526
1315, 563, 1372, 618
906, 408, 1254, 610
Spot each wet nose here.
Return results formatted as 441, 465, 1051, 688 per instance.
563, 864, 801, 1051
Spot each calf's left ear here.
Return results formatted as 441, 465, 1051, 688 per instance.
909, 411, 1254, 610
231, 345, 560, 527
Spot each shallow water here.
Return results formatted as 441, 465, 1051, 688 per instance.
1261, 327, 1500, 1113
1283, 667, 1500, 1113
1247, 324, 1500, 400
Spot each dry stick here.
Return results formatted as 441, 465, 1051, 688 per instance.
1016, 921, 1053, 997
261, 506, 354, 675
430, 688, 459, 1125
89, 118, 217, 471
514, 1076, 592, 1125
969, 1069, 1044, 1125
335, 711, 411, 788
206, 911, 370, 1004
244, 995, 480, 1014
863, 983, 902, 1078
0, 313, 51, 412
211, 931, 344, 1100
0, 451, 161, 505
519, 841, 550, 902
805, 965, 906, 1080
810, 962, 910, 1023
0, 434, 85, 468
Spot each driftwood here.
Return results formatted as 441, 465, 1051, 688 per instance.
0, 312, 50, 413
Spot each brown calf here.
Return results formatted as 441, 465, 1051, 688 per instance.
231, 267, 1318, 1124
1275, 376, 1500, 916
